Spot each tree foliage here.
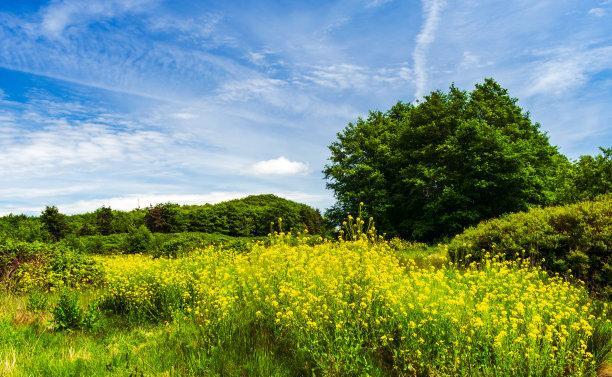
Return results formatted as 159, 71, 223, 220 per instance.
556, 147, 612, 204
144, 203, 184, 233
95, 206, 114, 236
40, 206, 69, 242
325, 79, 567, 241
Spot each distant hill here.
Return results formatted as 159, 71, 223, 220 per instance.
0, 194, 324, 241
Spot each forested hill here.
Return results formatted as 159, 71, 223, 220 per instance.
0, 194, 324, 241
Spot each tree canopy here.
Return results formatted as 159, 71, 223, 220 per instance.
324, 79, 568, 241
556, 147, 612, 204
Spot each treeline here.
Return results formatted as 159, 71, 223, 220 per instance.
0, 194, 324, 243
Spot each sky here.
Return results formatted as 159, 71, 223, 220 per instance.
0, 0, 611, 215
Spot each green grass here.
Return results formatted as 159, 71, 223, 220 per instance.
0, 291, 301, 376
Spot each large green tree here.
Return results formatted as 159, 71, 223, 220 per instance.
324, 79, 567, 241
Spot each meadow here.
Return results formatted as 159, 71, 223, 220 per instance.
0, 198, 610, 376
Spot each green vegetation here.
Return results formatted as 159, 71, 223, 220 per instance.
557, 148, 612, 204
324, 79, 610, 241
61, 231, 256, 257
0, 194, 324, 243
449, 195, 612, 298
0, 239, 101, 292
40, 206, 69, 242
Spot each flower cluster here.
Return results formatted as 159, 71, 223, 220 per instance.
98, 239, 605, 376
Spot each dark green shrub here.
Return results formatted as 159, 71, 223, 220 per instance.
125, 225, 154, 254
74, 234, 128, 254
53, 290, 84, 330
186, 195, 324, 236
95, 206, 114, 235
154, 233, 206, 258
144, 203, 185, 233
76, 222, 96, 236
40, 206, 69, 241
221, 238, 251, 253
448, 195, 611, 297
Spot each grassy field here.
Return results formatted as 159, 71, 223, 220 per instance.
1, 233, 610, 376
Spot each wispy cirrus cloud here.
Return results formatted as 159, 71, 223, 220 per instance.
526, 46, 612, 96
412, 0, 445, 100
588, 7, 606, 17
299, 64, 411, 90
40, 0, 154, 38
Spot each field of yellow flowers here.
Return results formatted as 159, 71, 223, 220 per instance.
94, 236, 608, 376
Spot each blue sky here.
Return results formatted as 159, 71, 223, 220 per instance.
0, 0, 610, 215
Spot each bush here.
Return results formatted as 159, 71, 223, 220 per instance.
53, 290, 84, 331
95, 206, 114, 236
144, 203, 185, 233
48, 248, 102, 288
40, 206, 69, 242
154, 233, 208, 258
186, 195, 324, 236
0, 239, 101, 291
27, 290, 49, 312
448, 195, 611, 297
73, 234, 128, 254
125, 225, 154, 254
152, 233, 242, 258
0, 239, 45, 282
0, 214, 47, 242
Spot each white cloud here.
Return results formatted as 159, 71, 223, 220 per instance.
147, 12, 221, 37
40, 0, 153, 38
301, 64, 368, 89
248, 157, 309, 176
366, 0, 394, 8
59, 192, 250, 213
412, 0, 445, 100
217, 78, 287, 103
170, 112, 199, 120
526, 46, 612, 96
588, 7, 606, 17
299, 64, 411, 91
0, 185, 95, 199
0, 122, 169, 176
458, 51, 493, 71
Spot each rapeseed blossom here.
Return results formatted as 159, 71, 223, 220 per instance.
98, 237, 605, 376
